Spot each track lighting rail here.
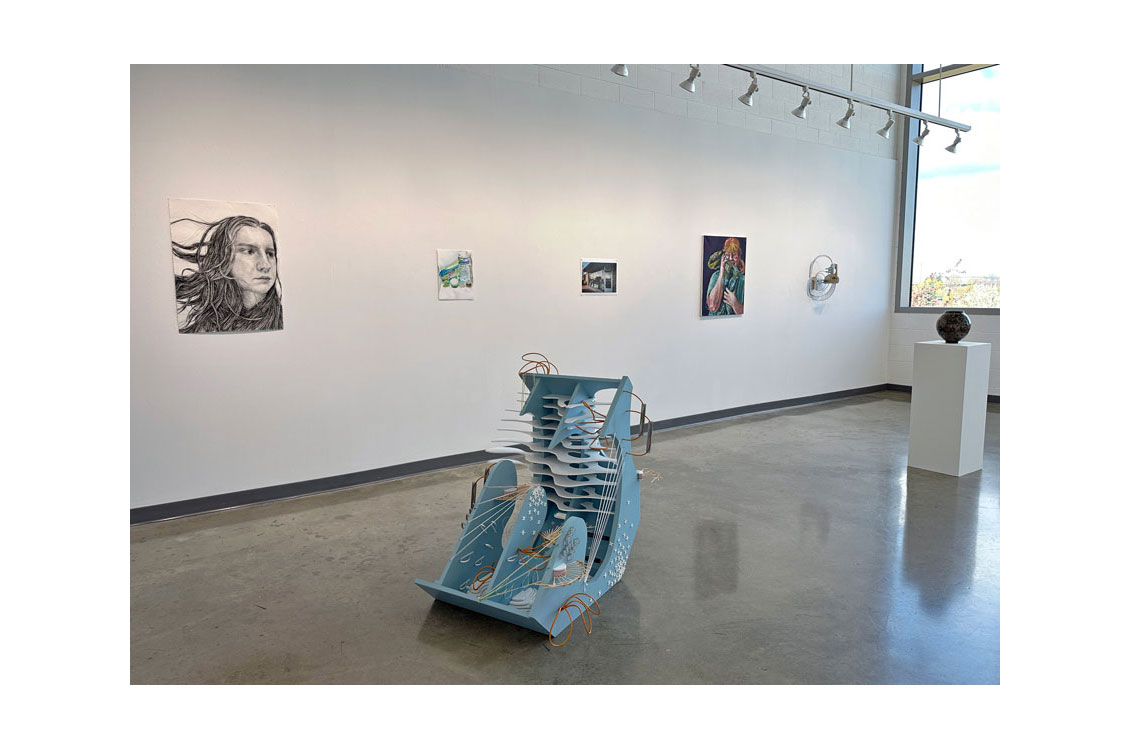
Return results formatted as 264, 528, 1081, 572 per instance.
724, 63, 971, 133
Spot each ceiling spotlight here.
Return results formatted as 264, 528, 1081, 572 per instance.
876, 110, 895, 139
912, 123, 931, 146
738, 73, 760, 107
791, 86, 813, 119
945, 130, 962, 153
836, 100, 856, 129
611, 64, 629, 78
679, 65, 701, 93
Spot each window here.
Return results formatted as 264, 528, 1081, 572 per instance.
896, 64, 999, 312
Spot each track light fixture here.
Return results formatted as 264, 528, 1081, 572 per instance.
664, 64, 973, 147
836, 65, 857, 129
791, 86, 812, 119
737, 72, 759, 107
876, 109, 895, 139
679, 65, 701, 93
611, 64, 629, 78
945, 129, 962, 153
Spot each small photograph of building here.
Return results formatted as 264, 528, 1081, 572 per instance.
581, 259, 617, 294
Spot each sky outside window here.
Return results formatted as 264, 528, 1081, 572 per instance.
910, 66, 1000, 307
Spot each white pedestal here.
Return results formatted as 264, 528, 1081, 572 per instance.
908, 341, 992, 477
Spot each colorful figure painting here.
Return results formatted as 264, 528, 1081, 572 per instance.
437, 249, 474, 300
581, 258, 617, 295
701, 235, 746, 317
169, 198, 283, 334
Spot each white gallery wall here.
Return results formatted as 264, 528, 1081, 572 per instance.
131, 64, 905, 508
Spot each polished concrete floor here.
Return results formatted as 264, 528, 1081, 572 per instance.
131, 392, 1000, 684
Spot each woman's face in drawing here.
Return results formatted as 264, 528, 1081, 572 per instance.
227, 225, 276, 307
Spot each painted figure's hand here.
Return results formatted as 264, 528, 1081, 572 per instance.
724, 289, 742, 314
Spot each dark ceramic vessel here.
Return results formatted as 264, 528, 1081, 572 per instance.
936, 310, 972, 343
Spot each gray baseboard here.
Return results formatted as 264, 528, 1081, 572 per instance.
649, 384, 889, 431
884, 383, 1000, 404
129, 449, 496, 525
130, 383, 985, 525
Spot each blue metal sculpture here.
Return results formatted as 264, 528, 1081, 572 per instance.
415, 362, 651, 643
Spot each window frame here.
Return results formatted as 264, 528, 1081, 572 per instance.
894, 63, 999, 315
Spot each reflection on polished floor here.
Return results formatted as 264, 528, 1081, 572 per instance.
131, 392, 1000, 684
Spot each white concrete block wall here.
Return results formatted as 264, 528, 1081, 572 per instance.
888, 313, 1000, 397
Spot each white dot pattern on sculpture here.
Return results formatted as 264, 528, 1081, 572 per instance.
604, 532, 632, 590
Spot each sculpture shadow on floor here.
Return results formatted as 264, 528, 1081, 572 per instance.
415, 580, 644, 677
901, 468, 982, 615
415, 598, 546, 668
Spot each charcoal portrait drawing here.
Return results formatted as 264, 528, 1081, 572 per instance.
169, 198, 283, 334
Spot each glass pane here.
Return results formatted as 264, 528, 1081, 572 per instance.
910, 66, 1000, 308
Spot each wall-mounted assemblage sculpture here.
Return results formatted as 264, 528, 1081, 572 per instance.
936, 310, 972, 343
415, 354, 653, 646
808, 255, 840, 301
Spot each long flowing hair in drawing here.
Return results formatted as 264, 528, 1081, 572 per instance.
172, 215, 283, 333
